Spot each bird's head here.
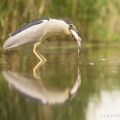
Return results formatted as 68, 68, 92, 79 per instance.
51, 18, 82, 53
57, 18, 81, 53
67, 22, 81, 54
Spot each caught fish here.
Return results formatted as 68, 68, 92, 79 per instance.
70, 29, 81, 54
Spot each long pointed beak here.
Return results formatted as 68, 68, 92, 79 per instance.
70, 29, 81, 54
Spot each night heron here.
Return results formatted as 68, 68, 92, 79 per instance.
3, 17, 81, 61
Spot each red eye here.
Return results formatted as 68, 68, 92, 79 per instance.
69, 24, 73, 28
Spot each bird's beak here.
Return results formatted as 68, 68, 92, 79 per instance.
70, 29, 81, 54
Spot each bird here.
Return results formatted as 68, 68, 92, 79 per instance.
3, 17, 81, 61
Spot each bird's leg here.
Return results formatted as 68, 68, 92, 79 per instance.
33, 42, 46, 61
33, 49, 43, 61
37, 51, 47, 61
33, 61, 45, 79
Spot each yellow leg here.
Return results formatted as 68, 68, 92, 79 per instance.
33, 60, 45, 79
33, 42, 47, 61
37, 51, 47, 61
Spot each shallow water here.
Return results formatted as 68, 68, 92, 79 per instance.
0, 43, 120, 120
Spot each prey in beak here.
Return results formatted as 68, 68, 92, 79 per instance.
69, 25, 81, 54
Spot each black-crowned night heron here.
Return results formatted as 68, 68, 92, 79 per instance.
3, 17, 81, 61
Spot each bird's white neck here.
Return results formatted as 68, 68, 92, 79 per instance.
44, 19, 71, 37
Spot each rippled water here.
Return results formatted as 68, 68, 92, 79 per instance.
0, 43, 120, 120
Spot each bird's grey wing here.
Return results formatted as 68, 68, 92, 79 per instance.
10, 17, 50, 36
3, 18, 50, 50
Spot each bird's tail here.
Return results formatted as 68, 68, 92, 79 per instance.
3, 37, 19, 50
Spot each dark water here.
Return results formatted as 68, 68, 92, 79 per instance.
0, 43, 120, 120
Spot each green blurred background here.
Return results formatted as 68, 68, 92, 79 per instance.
1, 1, 120, 119
0, 0, 120, 46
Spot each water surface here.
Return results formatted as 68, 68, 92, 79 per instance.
0, 43, 120, 120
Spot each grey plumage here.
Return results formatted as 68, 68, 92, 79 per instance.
10, 17, 50, 36
56, 18, 73, 25
3, 17, 81, 60
3, 18, 50, 49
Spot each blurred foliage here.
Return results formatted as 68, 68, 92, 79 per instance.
0, 0, 120, 45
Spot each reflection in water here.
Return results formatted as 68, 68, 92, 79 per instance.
2, 45, 120, 120
3, 61, 81, 104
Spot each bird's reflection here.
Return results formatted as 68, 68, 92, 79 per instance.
3, 61, 81, 104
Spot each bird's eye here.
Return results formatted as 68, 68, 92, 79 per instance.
69, 24, 73, 28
